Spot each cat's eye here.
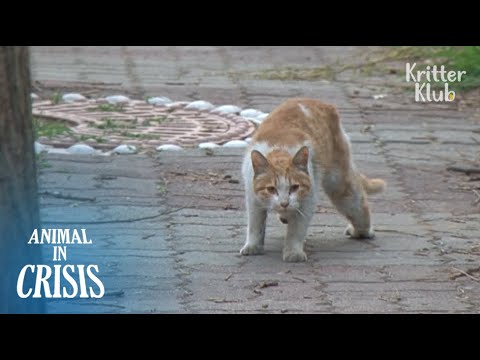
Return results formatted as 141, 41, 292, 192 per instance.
290, 184, 300, 193
266, 186, 278, 195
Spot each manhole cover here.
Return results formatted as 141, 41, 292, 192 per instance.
33, 99, 255, 150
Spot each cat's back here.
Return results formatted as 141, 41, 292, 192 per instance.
252, 98, 341, 146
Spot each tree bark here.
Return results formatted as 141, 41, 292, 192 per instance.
0, 46, 44, 313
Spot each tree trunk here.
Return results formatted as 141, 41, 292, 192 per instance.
0, 46, 44, 313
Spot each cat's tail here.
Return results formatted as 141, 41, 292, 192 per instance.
359, 173, 386, 195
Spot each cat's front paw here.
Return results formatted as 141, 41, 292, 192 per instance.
344, 224, 375, 239
240, 243, 264, 256
283, 249, 307, 262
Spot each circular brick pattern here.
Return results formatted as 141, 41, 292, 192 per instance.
32, 99, 256, 150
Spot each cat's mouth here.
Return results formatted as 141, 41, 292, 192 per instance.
275, 207, 300, 224
276, 212, 289, 224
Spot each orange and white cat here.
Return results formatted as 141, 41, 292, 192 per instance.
241, 98, 385, 262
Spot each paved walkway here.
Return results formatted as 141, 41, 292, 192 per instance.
32, 47, 480, 313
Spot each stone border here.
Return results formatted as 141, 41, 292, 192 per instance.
32, 93, 269, 155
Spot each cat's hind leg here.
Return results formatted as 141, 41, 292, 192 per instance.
323, 170, 374, 239
240, 197, 267, 255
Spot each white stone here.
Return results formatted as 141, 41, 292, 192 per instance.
62, 93, 86, 103
98, 151, 113, 156
198, 142, 220, 149
113, 144, 137, 154
147, 96, 172, 106
256, 113, 269, 121
31, 93, 40, 100
157, 144, 183, 151
244, 137, 252, 143
95, 98, 108, 104
223, 140, 248, 148
130, 100, 148, 106
105, 95, 130, 104
47, 148, 71, 155
34, 141, 50, 154
166, 101, 189, 108
373, 94, 387, 100
185, 100, 214, 111
245, 117, 262, 125
240, 108, 264, 118
212, 105, 242, 114
67, 144, 96, 154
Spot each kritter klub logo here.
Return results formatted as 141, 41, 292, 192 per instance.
405, 62, 466, 102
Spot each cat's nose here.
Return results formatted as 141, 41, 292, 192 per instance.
280, 201, 289, 208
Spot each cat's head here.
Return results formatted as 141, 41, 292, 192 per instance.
251, 146, 312, 214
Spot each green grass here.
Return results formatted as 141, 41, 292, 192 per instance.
33, 117, 71, 139
156, 182, 167, 194
380, 46, 480, 91
377, 46, 446, 61
89, 103, 126, 112
118, 131, 159, 140
36, 153, 50, 169
151, 116, 169, 123
141, 117, 168, 126
252, 65, 336, 81
440, 47, 480, 91
74, 134, 106, 143
86, 117, 164, 140
94, 118, 136, 130
51, 92, 62, 104
224, 46, 480, 91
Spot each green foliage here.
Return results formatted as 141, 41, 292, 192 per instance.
90, 103, 126, 112
440, 46, 480, 90
386, 46, 480, 91
33, 117, 71, 139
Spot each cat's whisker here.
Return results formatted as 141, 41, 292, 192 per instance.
295, 207, 307, 218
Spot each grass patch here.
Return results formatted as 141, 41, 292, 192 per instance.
378, 46, 480, 91
118, 131, 159, 140
51, 92, 62, 104
226, 46, 480, 91
439, 47, 480, 91
141, 117, 169, 126
36, 153, 50, 169
156, 182, 167, 194
89, 103, 126, 112
94, 118, 136, 130
252, 65, 336, 81
151, 116, 169, 124
375, 46, 446, 61
74, 134, 106, 143
86, 117, 162, 140
33, 117, 71, 139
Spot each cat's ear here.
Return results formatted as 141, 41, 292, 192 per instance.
251, 150, 270, 176
292, 146, 309, 173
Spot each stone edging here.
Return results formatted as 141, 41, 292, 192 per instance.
32, 93, 269, 155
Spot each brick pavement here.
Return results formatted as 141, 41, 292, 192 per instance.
31, 47, 480, 313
